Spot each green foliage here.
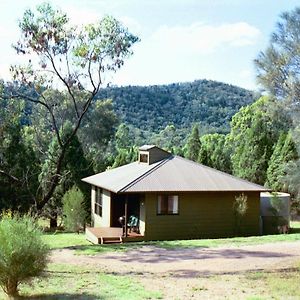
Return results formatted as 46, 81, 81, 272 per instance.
185, 124, 201, 161
151, 124, 186, 153
229, 96, 291, 185
0, 213, 49, 297
266, 131, 298, 191
282, 127, 300, 204
97, 79, 254, 136
112, 146, 138, 168
198, 133, 232, 173
0, 100, 40, 212
62, 186, 87, 232
39, 121, 92, 221
109, 123, 138, 168
255, 7, 300, 103
285, 161, 300, 197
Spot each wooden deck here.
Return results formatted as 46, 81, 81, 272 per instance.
86, 227, 144, 244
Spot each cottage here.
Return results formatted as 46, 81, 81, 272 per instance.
82, 145, 268, 244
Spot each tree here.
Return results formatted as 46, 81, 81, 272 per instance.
39, 120, 94, 227
115, 123, 131, 150
152, 124, 182, 152
0, 100, 40, 212
254, 8, 300, 204
255, 7, 300, 104
282, 126, 300, 201
229, 96, 291, 185
198, 133, 232, 173
62, 186, 87, 233
4, 3, 139, 214
184, 124, 201, 161
0, 213, 49, 297
266, 131, 298, 191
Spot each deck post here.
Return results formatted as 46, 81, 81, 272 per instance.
124, 195, 128, 237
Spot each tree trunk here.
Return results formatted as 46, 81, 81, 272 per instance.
5, 279, 19, 299
49, 213, 57, 229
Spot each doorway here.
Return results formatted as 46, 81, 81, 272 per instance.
110, 193, 141, 227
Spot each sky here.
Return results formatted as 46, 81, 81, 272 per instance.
0, 0, 299, 91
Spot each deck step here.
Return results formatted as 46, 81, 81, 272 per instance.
100, 236, 122, 244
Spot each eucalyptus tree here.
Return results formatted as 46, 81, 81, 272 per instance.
5, 3, 139, 213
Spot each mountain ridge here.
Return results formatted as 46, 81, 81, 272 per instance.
96, 79, 255, 134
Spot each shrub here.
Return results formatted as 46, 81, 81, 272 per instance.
0, 213, 49, 297
62, 186, 87, 233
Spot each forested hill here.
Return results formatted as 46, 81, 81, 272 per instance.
97, 80, 254, 133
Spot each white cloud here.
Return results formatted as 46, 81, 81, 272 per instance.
149, 22, 261, 54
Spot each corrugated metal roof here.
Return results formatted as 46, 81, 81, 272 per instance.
82, 155, 268, 193
81, 159, 165, 193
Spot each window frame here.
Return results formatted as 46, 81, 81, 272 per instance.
139, 153, 149, 163
94, 187, 103, 217
157, 194, 179, 215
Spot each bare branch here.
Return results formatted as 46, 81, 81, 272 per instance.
46, 50, 80, 119
0, 170, 20, 183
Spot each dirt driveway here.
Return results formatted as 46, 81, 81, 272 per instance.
51, 241, 300, 299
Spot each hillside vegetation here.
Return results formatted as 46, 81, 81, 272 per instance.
97, 80, 254, 133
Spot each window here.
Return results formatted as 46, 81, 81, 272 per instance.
95, 187, 103, 217
157, 195, 179, 215
140, 153, 148, 163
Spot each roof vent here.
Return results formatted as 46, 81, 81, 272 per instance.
138, 145, 171, 165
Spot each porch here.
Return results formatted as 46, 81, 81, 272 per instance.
86, 226, 145, 244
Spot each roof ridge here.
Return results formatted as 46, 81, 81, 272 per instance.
174, 155, 268, 190
118, 156, 173, 192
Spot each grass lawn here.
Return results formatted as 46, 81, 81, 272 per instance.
41, 232, 91, 249
0, 264, 162, 300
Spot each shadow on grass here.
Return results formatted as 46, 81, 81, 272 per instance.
18, 293, 105, 299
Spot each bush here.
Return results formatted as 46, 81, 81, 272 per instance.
62, 186, 87, 233
0, 213, 49, 297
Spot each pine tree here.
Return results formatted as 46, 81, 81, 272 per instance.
185, 124, 201, 162
266, 131, 298, 191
